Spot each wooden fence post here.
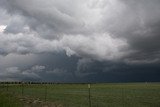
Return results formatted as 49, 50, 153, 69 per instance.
21, 82, 24, 96
88, 84, 91, 107
44, 84, 47, 102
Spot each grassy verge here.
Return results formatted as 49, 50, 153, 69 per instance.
0, 92, 21, 107
0, 83, 160, 107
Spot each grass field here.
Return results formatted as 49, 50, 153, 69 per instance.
0, 83, 160, 107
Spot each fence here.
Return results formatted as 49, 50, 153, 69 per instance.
0, 82, 160, 107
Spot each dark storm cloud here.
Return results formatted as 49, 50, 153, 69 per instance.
0, 0, 85, 35
0, 0, 129, 61
0, 53, 78, 81
0, 0, 160, 82
100, 0, 160, 64
0, 66, 41, 81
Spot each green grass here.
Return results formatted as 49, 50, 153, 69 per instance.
0, 90, 22, 107
0, 83, 160, 107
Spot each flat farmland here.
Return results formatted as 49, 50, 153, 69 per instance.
0, 83, 160, 107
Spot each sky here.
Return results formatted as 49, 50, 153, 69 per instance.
0, 0, 160, 82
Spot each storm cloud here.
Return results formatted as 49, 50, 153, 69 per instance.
0, 0, 160, 82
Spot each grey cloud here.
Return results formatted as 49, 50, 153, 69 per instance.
46, 68, 67, 75
0, 0, 159, 63
6, 67, 20, 74
0, 67, 38, 81
76, 58, 109, 76
0, 32, 62, 55
0, 0, 160, 82
31, 65, 45, 72
0, 31, 129, 61
76, 58, 94, 76
98, 0, 160, 64
4, 15, 28, 34
61, 33, 129, 61
0, 0, 134, 61
0, 0, 86, 36
0, 8, 10, 25
102, 0, 160, 35
0, 53, 78, 81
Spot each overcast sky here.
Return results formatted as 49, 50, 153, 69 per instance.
0, 0, 160, 82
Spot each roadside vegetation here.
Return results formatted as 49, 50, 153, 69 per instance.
0, 83, 160, 107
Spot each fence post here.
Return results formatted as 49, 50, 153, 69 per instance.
2, 82, 5, 91
44, 83, 47, 102
122, 87, 125, 107
88, 84, 91, 107
7, 82, 8, 91
21, 82, 24, 96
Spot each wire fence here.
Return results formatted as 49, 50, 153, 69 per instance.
0, 82, 160, 107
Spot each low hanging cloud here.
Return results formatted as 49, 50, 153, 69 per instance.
0, 65, 47, 81
0, 30, 129, 61
31, 65, 45, 72
0, 25, 6, 33
46, 68, 67, 75
61, 33, 129, 61
0, 32, 62, 55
